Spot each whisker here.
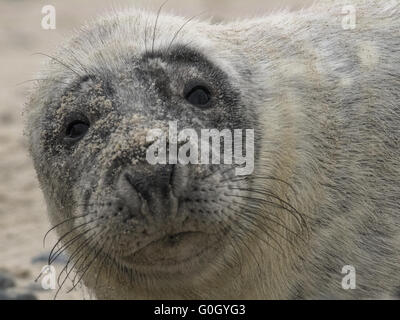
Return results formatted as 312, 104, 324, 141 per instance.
217, 206, 280, 274
224, 192, 308, 233
94, 238, 115, 290
227, 206, 286, 253
144, 14, 149, 52
223, 175, 298, 195
65, 48, 93, 79
151, 0, 169, 54
69, 233, 110, 292
220, 197, 304, 243
56, 229, 101, 288
43, 213, 90, 248
49, 226, 98, 266
54, 229, 104, 299
63, 233, 97, 278
32, 52, 82, 78
15, 78, 70, 87
167, 10, 207, 52
230, 186, 308, 220
231, 206, 300, 250
48, 218, 100, 265
231, 229, 264, 277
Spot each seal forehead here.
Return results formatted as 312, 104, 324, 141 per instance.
53, 9, 212, 78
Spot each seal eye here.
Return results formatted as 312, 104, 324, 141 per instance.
65, 120, 89, 141
185, 85, 211, 107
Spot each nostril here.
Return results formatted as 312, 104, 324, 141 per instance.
124, 173, 135, 188
124, 172, 150, 200
122, 165, 175, 200
169, 164, 175, 187
125, 172, 145, 192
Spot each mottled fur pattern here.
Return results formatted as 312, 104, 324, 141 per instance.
25, 0, 400, 299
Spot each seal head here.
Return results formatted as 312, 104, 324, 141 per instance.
26, 10, 265, 298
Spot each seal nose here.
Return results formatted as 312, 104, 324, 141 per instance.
123, 164, 174, 201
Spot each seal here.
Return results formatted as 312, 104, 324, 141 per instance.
25, 0, 400, 299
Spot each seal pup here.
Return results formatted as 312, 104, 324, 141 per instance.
25, 0, 400, 299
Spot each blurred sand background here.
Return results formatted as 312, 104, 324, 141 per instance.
0, 0, 311, 299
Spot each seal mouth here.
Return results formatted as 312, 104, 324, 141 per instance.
120, 231, 219, 268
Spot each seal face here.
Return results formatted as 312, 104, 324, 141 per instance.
28, 26, 258, 292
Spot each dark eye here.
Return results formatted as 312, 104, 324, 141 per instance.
65, 120, 89, 141
185, 85, 211, 107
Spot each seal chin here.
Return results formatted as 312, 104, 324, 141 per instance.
119, 231, 221, 272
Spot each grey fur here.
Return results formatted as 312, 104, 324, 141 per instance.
25, 0, 400, 299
